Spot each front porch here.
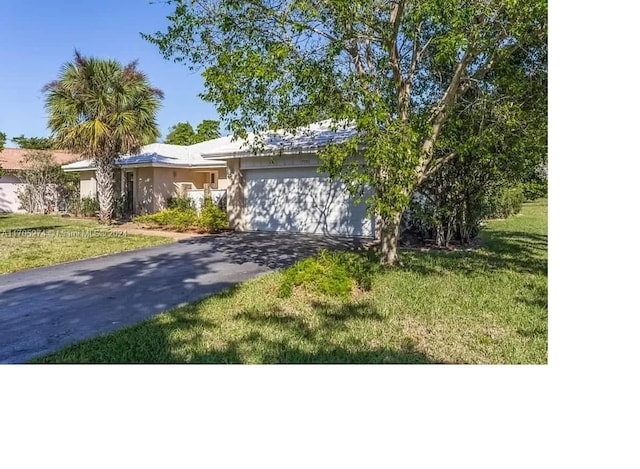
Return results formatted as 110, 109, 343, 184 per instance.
75, 165, 228, 217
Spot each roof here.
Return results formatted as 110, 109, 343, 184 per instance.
200, 120, 357, 159
62, 143, 226, 172
61, 120, 357, 171
0, 148, 80, 170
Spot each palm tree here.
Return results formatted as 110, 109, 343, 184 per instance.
44, 51, 163, 223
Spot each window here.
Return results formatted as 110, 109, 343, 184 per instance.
210, 172, 218, 189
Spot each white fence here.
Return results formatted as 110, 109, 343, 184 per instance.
186, 189, 227, 211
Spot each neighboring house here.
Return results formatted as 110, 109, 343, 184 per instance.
63, 142, 228, 214
63, 121, 374, 237
0, 148, 79, 213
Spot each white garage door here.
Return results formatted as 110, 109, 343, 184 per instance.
244, 166, 374, 237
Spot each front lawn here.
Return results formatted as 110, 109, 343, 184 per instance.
0, 214, 172, 274
34, 199, 547, 364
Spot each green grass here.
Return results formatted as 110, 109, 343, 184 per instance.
0, 213, 172, 274
33, 199, 547, 364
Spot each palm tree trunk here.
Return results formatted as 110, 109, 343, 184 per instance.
95, 156, 115, 224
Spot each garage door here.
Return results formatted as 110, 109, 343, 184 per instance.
244, 166, 374, 237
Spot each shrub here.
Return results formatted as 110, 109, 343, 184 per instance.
80, 197, 100, 217
277, 249, 380, 299
167, 195, 195, 211
488, 185, 525, 219
197, 200, 227, 232
133, 201, 227, 233
134, 208, 198, 232
522, 180, 547, 201
113, 195, 128, 219
334, 250, 380, 291
280, 254, 353, 299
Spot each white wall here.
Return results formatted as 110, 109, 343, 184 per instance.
79, 172, 97, 199
0, 175, 26, 213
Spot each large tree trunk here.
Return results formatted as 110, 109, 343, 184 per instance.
379, 212, 402, 266
95, 157, 115, 224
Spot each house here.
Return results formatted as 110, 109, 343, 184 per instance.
0, 148, 79, 212
64, 121, 374, 238
199, 121, 374, 238
62, 142, 229, 214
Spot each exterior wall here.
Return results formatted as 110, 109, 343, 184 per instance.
190, 172, 209, 189
226, 158, 246, 230
150, 167, 229, 212
152, 168, 193, 211
79, 171, 97, 199
0, 174, 26, 213
188, 169, 228, 190
135, 167, 154, 213
73, 165, 230, 214
216, 168, 229, 190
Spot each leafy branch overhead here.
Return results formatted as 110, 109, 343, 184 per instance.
145, 0, 547, 264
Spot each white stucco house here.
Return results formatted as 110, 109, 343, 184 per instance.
63, 142, 229, 215
64, 121, 374, 238
0, 148, 79, 213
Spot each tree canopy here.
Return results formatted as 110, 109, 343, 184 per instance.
145, 0, 547, 264
195, 120, 221, 141
44, 51, 163, 223
165, 119, 221, 145
11, 135, 54, 150
165, 122, 196, 145
0, 131, 5, 177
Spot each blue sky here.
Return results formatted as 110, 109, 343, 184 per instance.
0, 0, 220, 147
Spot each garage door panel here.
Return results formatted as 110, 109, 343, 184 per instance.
244, 167, 373, 237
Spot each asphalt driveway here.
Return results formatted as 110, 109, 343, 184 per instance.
0, 232, 362, 363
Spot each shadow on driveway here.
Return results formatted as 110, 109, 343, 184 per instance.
0, 231, 364, 363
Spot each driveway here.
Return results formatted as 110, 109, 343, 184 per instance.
0, 232, 363, 363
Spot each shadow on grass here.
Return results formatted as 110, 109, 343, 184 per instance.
400, 230, 548, 278
33, 296, 441, 364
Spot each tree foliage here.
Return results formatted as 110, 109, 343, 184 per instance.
44, 51, 163, 223
11, 135, 54, 150
145, 0, 547, 264
195, 119, 221, 141
407, 35, 548, 246
165, 122, 196, 145
16, 151, 63, 214
0, 131, 5, 177
165, 119, 221, 145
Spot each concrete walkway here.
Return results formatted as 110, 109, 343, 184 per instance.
0, 232, 362, 363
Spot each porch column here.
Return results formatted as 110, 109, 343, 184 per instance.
226, 158, 246, 231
